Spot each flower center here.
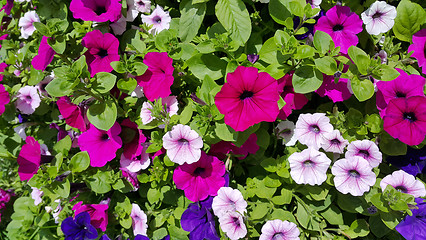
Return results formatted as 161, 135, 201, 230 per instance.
403, 112, 417, 122
95, 6, 107, 15
239, 90, 254, 100
193, 167, 205, 176
331, 138, 341, 145
153, 16, 162, 24
272, 233, 285, 240
303, 160, 314, 167
137, 1, 145, 7
349, 170, 360, 178
358, 149, 370, 158
101, 133, 109, 141
98, 48, 108, 58
372, 12, 383, 19
395, 185, 408, 193
395, 91, 406, 98
26, 95, 32, 100
333, 24, 344, 32
309, 124, 320, 133
232, 217, 240, 226
178, 138, 189, 145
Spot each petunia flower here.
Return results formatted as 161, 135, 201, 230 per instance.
173, 152, 226, 202
37, 73, 54, 98
0, 62, 6, 81
294, 113, 334, 149
212, 187, 247, 218
383, 96, 426, 146
395, 198, 426, 240
380, 170, 426, 198
18, 11, 40, 39
408, 29, 426, 75
78, 122, 123, 167
215, 66, 280, 132
121, 119, 147, 160
162, 124, 203, 165
277, 73, 308, 120
61, 212, 98, 240
386, 146, 426, 176
72, 201, 109, 232
57, 97, 87, 132
361, 1, 397, 36
70, 0, 122, 22
0, 0, 13, 15
82, 30, 120, 77
345, 140, 382, 168
140, 96, 178, 124
15, 86, 41, 114
133, 0, 151, 13
218, 212, 247, 240
247, 54, 259, 64
315, 74, 352, 103
209, 133, 258, 160
32, 36, 55, 71
181, 196, 220, 240
320, 130, 349, 154
0, 84, 9, 116
276, 120, 297, 146
331, 157, 376, 196
17, 136, 41, 181
288, 148, 331, 185
314, 5, 363, 54
136, 52, 174, 101
130, 204, 148, 236
121, 167, 139, 190
259, 219, 300, 240
31, 187, 43, 206
376, 68, 425, 117
141, 5, 171, 35
110, 16, 127, 35
120, 148, 150, 173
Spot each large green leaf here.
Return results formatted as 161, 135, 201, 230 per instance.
87, 100, 117, 131
45, 77, 78, 97
187, 53, 227, 80
393, 0, 425, 42
179, 0, 206, 42
292, 66, 323, 93
215, 0, 251, 45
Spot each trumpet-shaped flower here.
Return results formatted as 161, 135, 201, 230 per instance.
259, 219, 300, 240
72, 201, 109, 232
361, 1, 397, 35
212, 187, 247, 218
133, 0, 151, 13
141, 5, 171, 35
70, 0, 122, 22
61, 212, 98, 240
0, 84, 9, 116
408, 29, 426, 75
277, 73, 308, 120
395, 198, 426, 240
130, 204, 148, 236
17, 136, 41, 181
57, 97, 87, 132
321, 130, 348, 154
218, 212, 247, 240
18, 11, 40, 39
163, 124, 203, 165
294, 113, 333, 149
380, 170, 426, 198
32, 36, 55, 71
315, 74, 352, 103
288, 148, 331, 185
15, 86, 41, 114
345, 140, 382, 168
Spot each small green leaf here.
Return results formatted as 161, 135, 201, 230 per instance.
379, 132, 407, 156
132, 62, 148, 76
87, 100, 117, 131
70, 151, 90, 173
187, 54, 227, 80
351, 77, 375, 102
269, 0, 292, 25
111, 61, 127, 73
348, 46, 370, 75
33, 22, 52, 37
28, 67, 44, 86
53, 135, 72, 155
294, 45, 315, 59
313, 31, 332, 55
292, 66, 323, 93
86, 170, 113, 194
215, 122, 238, 142
117, 77, 137, 94
93, 72, 117, 93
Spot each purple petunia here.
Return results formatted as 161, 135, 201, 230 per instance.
386, 146, 426, 176
70, 0, 122, 22
395, 198, 426, 240
61, 212, 98, 240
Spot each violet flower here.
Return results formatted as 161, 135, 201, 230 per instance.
61, 212, 98, 240
395, 198, 426, 240
72, 201, 109, 232
386, 146, 426, 176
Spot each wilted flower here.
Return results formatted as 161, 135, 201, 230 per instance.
276, 120, 297, 146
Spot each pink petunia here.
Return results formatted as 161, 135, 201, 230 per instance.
82, 30, 120, 77
209, 133, 258, 160
294, 113, 334, 149
78, 122, 122, 167
315, 74, 352, 103
130, 203, 148, 236
380, 170, 426, 198
136, 52, 174, 101
383, 96, 426, 146
70, 0, 122, 22
218, 212, 247, 240
32, 36, 55, 71
345, 140, 382, 168
408, 29, 426, 75
277, 73, 308, 120
72, 201, 109, 232
18, 11, 40, 39
212, 187, 247, 218
57, 97, 87, 132
173, 152, 226, 202
259, 219, 300, 240
141, 5, 171, 35
15, 86, 41, 114
0, 84, 9, 116
0, 0, 13, 15
215, 66, 280, 132
376, 69, 425, 117
288, 148, 331, 185
17, 136, 41, 181
315, 5, 363, 54
121, 119, 146, 160
320, 130, 348, 154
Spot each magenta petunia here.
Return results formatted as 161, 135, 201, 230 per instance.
0, 0, 13, 15
78, 122, 122, 167
0, 84, 9, 116
82, 30, 120, 77
215, 66, 280, 132
173, 152, 226, 202
73, 201, 109, 232
380, 170, 426, 198
383, 96, 426, 146
408, 29, 426, 75
70, 0, 122, 23
209, 133, 258, 160
277, 73, 308, 120
17, 136, 41, 181
315, 5, 363, 54
57, 97, 87, 132
32, 36, 55, 71
315, 74, 352, 103
136, 52, 174, 101
376, 69, 425, 117
121, 119, 146, 160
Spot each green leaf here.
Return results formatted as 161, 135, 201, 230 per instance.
393, 0, 425, 42
351, 77, 375, 102
314, 56, 338, 75
70, 151, 90, 173
215, 0, 251, 45
294, 45, 315, 59
147, 188, 162, 204
313, 31, 332, 55
296, 202, 321, 231
271, 209, 297, 223
28, 67, 44, 86
93, 72, 117, 93
117, 77, 137, 94
250, 202, 269, 220
373, 64, 400, 81
271, 188, 292, 205
33, 22, 52, 37
45, 77, 78, 97
179, 0, 206, 42
187, 54, 227, 80
130, 37, 146, 53
86, 170, 113, 194
365, 114, 383, 133
269, 0, 292, 25
53, 135, 71, 155
111, 61, 127, 73
292, 66, 323, 93
179, 101, 194, 125
380, 211, 403, 229
344, 219, 370, 238
370, 216, 391, 238
259, 37, 287, 64
132, 62, 148, 76
379, 132, 407, 156
348, 46, 370, 75
320, 205, 344, 225
87, 100, 117, 131
215, 122, 238, 142
48, 36, 66, 54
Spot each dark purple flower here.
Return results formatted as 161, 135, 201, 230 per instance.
395, 198, 426, 240
294, 10, 325, 40
247, 54, 259, 64
0, 0, 13, 15
100, 234, 111, 240
181, 196, 220, 240
61, 212, 98, 240
135, 235, 150, 240
386, 146, 426, 176
70, 0, 122, 22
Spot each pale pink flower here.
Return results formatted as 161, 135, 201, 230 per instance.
276, 120, 297, 146
219, 212, 247, 240
120, 149, 150, 173
31, 187, 43, 206
332, 157, 376, 196
130, 203, 148, 236
18, 11, 40, 39
163, 124, 203, 165
361, 1, 397, 35
288, 148, 331, 185
345, 140, 382, 168
15, 86, 41, 114
133, 0, 151, 13
110, 16, 127, 35
141, 5, 171, 35
140, 96, 178, 124
321, 130, 349, 154
259, 219, 300, 240
140, 101, 154, 124
294, 113, 333, 149
212, 187, 247, 218
380, 170, 426, 198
